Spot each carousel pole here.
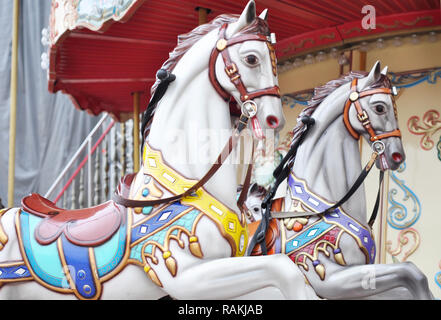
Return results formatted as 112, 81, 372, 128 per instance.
358, 47, 388, 264
133, 92, 140, 172
358, 50, 366, 156
7, 0, 20, 207
196, 7, 210, 25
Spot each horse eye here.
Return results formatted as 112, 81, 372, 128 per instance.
253, 207, 260, 212
375, 105, 385, 114
244, 55, 259, 66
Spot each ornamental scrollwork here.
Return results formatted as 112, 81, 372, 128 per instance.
386, 228, 420, 262
387, 162, 421, 230
408, 109, 441, 151
282, 92, 313, 109
389, 68, 440, 89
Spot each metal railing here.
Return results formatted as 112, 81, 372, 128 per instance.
45, 113, 136, 209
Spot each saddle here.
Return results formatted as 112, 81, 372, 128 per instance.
21, 173, 134, 247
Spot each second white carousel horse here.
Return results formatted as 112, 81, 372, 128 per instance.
248, 62, 433, 300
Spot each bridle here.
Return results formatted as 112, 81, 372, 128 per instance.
343, 78, 401, 143
209, 23, 280, 104
114, 22, 281, 215
248, 75, 404, 255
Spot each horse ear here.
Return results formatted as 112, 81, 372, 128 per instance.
365, 60, 382, 87
381, 66, 389, 75
227, 0, 256, 37
259, 8, 268, 21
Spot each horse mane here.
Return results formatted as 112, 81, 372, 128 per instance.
142, 14, 270, 138
290, 71, 392, 148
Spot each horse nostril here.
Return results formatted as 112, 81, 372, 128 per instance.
266, 115, 279, 129
392, 152, 403, 163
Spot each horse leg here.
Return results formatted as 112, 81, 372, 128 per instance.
308, 262, 433, 300
161, 254, 319, 300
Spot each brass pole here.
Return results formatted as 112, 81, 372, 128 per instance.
133, 92, 140, 172
359, 51, 367, 72
381, 170, 391, 264
197, 7, 208, 25
358, 50, 367, 155
8, 0, 20, 207
358, 48, 388, 263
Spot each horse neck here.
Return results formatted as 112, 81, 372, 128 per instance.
292, 84, 368, 226
145, 31, 240, 213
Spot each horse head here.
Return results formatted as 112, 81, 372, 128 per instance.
345, 61, 405, 171
212, 0, 285, 139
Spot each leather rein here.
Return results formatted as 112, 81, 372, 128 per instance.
114, 23, 280, 215
248, 78, 401, 255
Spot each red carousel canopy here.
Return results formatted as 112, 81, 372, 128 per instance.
47, 0, 440, 120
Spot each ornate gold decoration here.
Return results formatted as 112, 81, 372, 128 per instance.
143, 264, 162, 287
408, 109, 441, 150
281, 38, 314, 55
132, 175, 163, 215
142, 143, 248, 257
319, 33, 336, 40
189, 236, 203, 258
386, 228, 420, 262
137, 214, 203, 278
401, 16, 433, 26
314, 263, 326, 280
349, 91, 359, 102
334, 251, 346, 266
341, 27, 361, 35
284, 217, 308, 231
216, 39, 227, 51
163, 251, 177, 276
342, 16, 434, 35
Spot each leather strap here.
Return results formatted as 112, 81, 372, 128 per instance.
368, 170, 384, 227
371, 129, 402, 141
320, 151, 379, 216
236, 142, 255, 212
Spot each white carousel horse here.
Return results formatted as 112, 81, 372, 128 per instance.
0, 1, 318, 300
248, 61, 434, 300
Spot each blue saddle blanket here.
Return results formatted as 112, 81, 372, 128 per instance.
18, 210, 127, 299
